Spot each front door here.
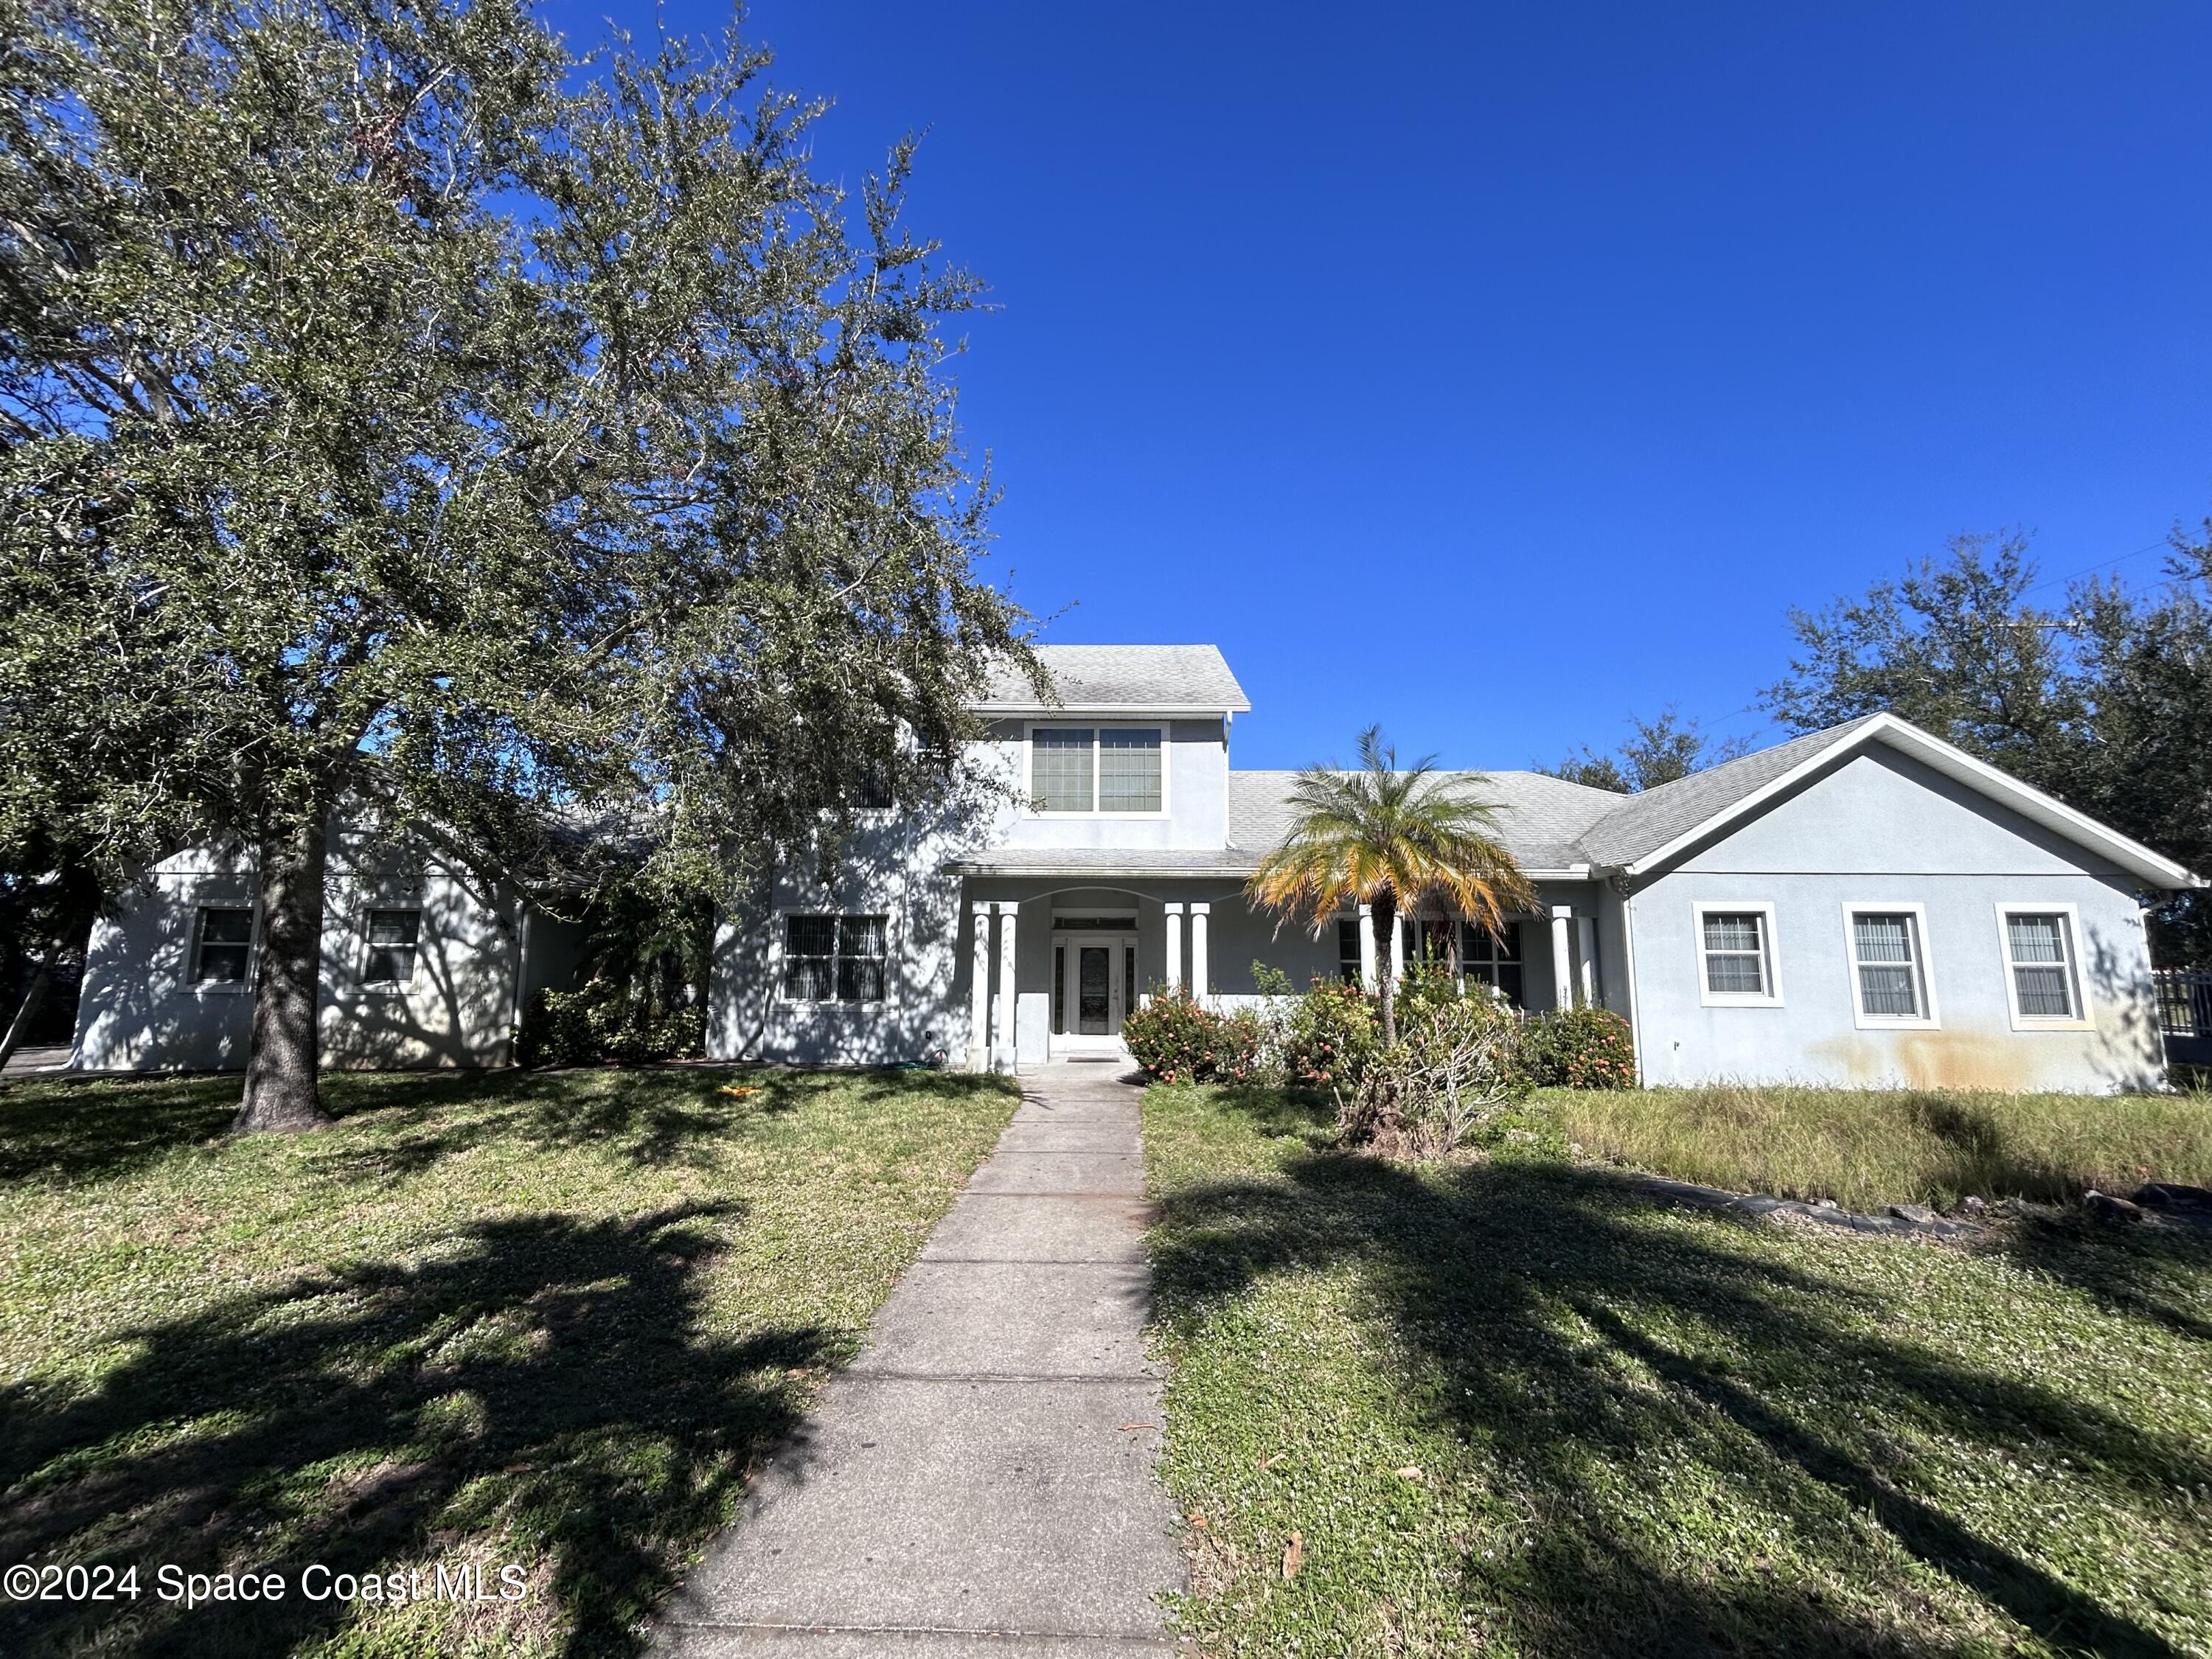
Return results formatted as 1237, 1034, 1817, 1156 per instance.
1052, 930, 1137, 1046
1076, 945, 1113, 1034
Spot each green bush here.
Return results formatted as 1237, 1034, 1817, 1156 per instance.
1520, 1004, 1637, 1089
1123, 991, 1265, 1084
1281, 977, 1381, 1096
515, 984, 705, 1068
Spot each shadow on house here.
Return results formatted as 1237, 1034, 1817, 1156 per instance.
1150, 1114, 2207, 1658
0, 1202, 829, 1659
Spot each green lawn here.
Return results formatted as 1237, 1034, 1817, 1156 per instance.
0, 1065, 1018, 1658
1144, 1082, 2212, 1658
1549, 1083, 2212, 1214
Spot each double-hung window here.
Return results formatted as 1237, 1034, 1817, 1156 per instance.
1997, 905, 2087, 1027
1694, 904, 1779, 1006
364, 909, 422, 988
783, 914, 888, 1004
1845, 905, 1935, 1026
1028, 726, 1163, 814
1337, 919, 1363, 984
192, 905, 254, 985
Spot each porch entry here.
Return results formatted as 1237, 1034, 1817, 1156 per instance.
1050, 915, 1139, 1044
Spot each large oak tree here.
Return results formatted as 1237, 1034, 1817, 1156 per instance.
0, 0, 1029, 1128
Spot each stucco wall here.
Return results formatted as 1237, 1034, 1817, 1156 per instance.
1627, 749, 2163, 1092
74, 828, 526, 1072
972, 717, 1229, 852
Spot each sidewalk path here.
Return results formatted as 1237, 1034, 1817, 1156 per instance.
655, 1060, 1185, 1656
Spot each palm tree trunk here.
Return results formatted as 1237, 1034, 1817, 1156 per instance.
234, 815, 335, 1133
1371, 888, 1397, 1047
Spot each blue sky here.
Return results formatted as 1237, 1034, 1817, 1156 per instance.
543, 0, 2212, 773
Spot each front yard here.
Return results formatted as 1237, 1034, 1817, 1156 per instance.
0, 1065, 1018, 1658
1144, 1082, 2212, 1657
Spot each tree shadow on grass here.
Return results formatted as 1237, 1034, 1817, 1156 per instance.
1152, 1149, 2209, 1658
1992, 1207, 2212, 1346
0, 1202, 828, 1658
0, 1066, 1012, 1190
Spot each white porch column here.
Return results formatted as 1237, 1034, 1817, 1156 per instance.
1162, 903, 1184, 995
1357, 903, 1377, 990
994, 901, 1020, 1069
1389, 908, 1406, 984
1549, 905, 1575, 1011
1189, 903, 1210, 1006
1576, 915, 1599, 1007
968, 901, 993, 1069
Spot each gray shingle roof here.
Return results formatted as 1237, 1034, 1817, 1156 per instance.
976, 644, 1251, 714
946, 847, 1258, 876
1227, 768, 1630, 870
1573, 717, 1882, 868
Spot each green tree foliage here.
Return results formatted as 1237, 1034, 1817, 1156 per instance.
1763, 528, 2212, 964
1543, 707, 1753, 793
1247, 727, 1534, 1046
0, 0, 1029, 1127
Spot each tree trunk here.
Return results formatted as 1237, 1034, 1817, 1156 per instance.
234, 815, 335, 1133
0, 947, 55, 1072
1371, 887, 1398, 1048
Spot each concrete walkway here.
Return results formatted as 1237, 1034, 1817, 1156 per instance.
655, 1059, 1186, 1657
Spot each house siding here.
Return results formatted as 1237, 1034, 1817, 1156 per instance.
1629, 751, 2163, 1092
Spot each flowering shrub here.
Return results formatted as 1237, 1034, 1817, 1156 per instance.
1280, 977, 1380, 1096
1122, 992, 1265, 1084
1520, 1005, 1638, 1089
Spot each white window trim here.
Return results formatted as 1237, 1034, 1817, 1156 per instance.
1021, 722, 1170, 818
1841, 901, 1940, 1029
1993, 901, 2094, 1032
184, 901, 258, 996
360, 906, 423, 996
1692, 901, 1783, 1007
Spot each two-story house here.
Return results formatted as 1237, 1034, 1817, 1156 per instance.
71, 642, 2200, 1091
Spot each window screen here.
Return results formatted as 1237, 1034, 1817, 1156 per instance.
2004, 912, 2078, 1020
193, 906, 253, 984
1097, 728, 1162, 813
1031, 728, 1094, 813
364, 909, 422, 987
1338, 919, 1363, 984
1701, 912, 1768, 996
1851, 911, 1924, 1018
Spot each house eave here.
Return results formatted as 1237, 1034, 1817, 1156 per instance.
971, 701, 1251, 719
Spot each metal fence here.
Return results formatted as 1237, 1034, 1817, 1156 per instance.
2154, 970, 2212, 1037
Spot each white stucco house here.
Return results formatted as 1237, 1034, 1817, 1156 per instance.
72, 643, 2203, 1091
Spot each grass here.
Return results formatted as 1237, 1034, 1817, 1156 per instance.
1144, 1081, 2212, 1658
1548, 1084, 2212, 1213
0, 1063, 1018, 1658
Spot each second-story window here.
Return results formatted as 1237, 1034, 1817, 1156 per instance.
1029, 726, 1163, 814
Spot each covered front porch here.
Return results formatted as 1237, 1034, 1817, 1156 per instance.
956, 877, 1614, 1071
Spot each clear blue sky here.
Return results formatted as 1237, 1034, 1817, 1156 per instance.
543, 0, 2212, 772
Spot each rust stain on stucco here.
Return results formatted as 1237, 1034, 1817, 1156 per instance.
1808, 1026, 2042, 1092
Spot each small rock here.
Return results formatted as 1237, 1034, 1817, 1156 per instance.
1888, 1203, 1937, 1225
2084, 1190, 2146, 1223
1959, 1195, 1986, 1214
1815, 1198, 1840, 1210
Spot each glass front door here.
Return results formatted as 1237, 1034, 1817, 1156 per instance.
1052, 928, 1136, 1043
1077, 946, 1111, 1034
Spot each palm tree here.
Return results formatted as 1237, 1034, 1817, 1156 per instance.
1247, 726, 1534, 1046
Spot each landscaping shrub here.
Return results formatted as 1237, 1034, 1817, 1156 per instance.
1520, 1004, 1638, 1088
1338, 984, 1527, 1156
1280, 977, 1381, 1095
1123, 992, 1265, 1083
515, 984, 705, 1068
